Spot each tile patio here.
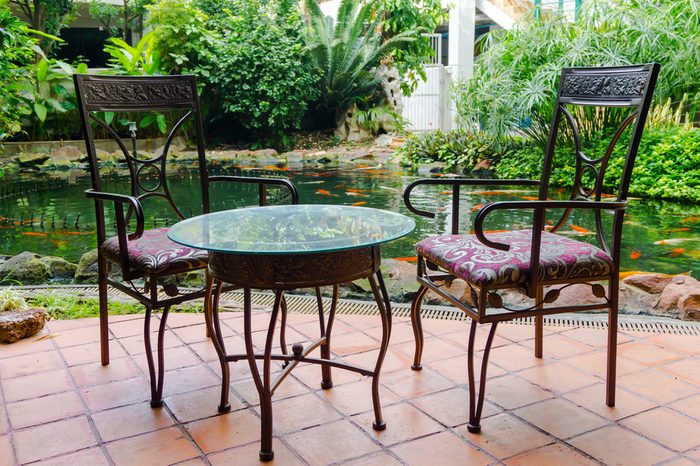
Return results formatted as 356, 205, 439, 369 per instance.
1, 307, 700, 465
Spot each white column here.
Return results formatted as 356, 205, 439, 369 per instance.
446, 0, 476, 128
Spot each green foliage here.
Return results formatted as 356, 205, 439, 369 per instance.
9, 0, 76, 53
374, 0, 447, 95
455, 0, 700, 146
89, 0, 153, 41
0, 288, 27, 312
303, 0, 416, 117
0, 3, 33, 141
146, 0, 218, 76
208, 0, 320, 148
17, 52, 87, 140
27, 293, 201, 320
495, 127, 700, 203
104, 31, 162, 75
398, 129, 514, 171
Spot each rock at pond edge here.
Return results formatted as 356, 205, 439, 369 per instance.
0, 307, 46, 343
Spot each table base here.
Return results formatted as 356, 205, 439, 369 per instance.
203, 247, 392, 461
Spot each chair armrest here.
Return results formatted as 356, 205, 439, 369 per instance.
208, 175, 299, 205
473, 199, 627, 251
403, 178, 540, 235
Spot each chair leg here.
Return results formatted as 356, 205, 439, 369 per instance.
98, 255, 109, 366
279, 292, 289, 368
534, 286, 544, 358
606, 277, 619, 407
466, 320, 499, 433
411, 285, 429, 371
368, 271, 392, 431
144, 306, 170, 408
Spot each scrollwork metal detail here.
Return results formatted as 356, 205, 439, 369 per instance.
560, 72, 648, 99
82, 80, 194, 107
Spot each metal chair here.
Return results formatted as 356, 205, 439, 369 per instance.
404, 64, 659, 433
74, 74, 298, 407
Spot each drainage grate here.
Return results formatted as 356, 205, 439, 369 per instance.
15, 285, 700, 336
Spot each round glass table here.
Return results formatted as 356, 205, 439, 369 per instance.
169, 204, 414, 461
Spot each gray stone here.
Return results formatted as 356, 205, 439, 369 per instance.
417, 162, 446, 175
75, 249, 99, 284
17, 152, 50, 167
40, 154, 74, 170
0, 252, 78, 284
0, 307, 46, 343
374, 134, 393, 147
0, 252, 51, 284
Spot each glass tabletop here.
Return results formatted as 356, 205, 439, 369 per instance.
167, 204, 415, 255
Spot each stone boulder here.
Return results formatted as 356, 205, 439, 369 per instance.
51, 145, 83, 162
656, 275, 700, 317
622, 273, 673, 295
0, 252, 78, 284
74, 249, 99, 283
17, 152, 50, 167
0, 307, 46, 343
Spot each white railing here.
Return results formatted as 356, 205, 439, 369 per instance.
424, 33, 443, 65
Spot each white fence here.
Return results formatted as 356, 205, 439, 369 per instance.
401, 65, 450, 131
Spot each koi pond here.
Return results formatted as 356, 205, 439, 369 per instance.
1, 162, 699, 277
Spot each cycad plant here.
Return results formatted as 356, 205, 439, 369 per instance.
303, 0, 416, 122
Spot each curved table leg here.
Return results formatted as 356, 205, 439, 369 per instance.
367, 271, 392, 431
244, 288, 282, 462
279, 292, 289, 367
205, 274, 232, 414
316, 286, 338, 389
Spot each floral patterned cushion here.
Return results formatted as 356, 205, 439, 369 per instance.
416, 229, 612, 287
102, 227, 208, 275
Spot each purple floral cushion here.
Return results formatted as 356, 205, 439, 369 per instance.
416, 229, 612, 287
102, 227, 208, 275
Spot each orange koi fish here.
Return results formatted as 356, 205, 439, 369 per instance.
629, 250, 642, 260
654, 237, 700, 245
345, 192, 367, 197
59, 231, 94, 236
664, 248, 685, 257
470, 203, 484, 213
571, 224, 591, 234
351, 201, 367, 206
681, 216, 700, 224
346, 188, 368, 193
439, 190, 452, 195
392, 257, 417, 262
316, 189, 333, 196
473, 190, 507, 195
663, 227, 690, 233
521, 196, 540, 201
21, 232, 47, 237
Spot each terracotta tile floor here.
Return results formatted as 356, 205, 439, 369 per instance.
1, 309, 700, 466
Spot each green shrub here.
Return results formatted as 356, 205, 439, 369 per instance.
208, 0, 320, 149
398, 129, 517, 171
495, 127, 700, 202
146, 0, 218, 77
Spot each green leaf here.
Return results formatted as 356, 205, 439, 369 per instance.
36, 59, 49, 82
34, 102, 47, 122
139, 114, 156, 128
104, 112, 115, 125
155, 114, 167, 134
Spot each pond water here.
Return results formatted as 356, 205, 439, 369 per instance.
1, 162, 699, 277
